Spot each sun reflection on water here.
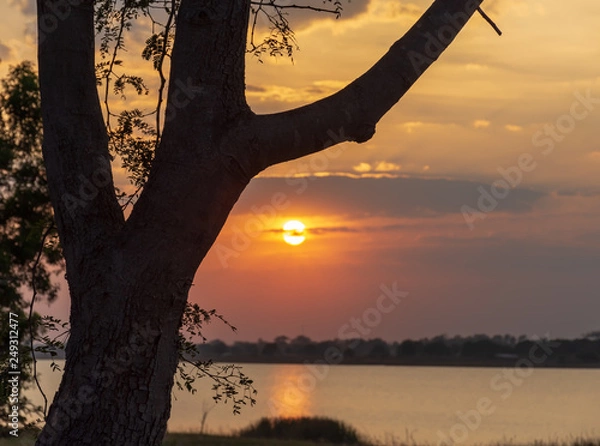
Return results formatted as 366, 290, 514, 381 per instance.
268, 365, 313, 418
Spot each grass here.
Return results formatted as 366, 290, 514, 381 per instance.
0, 432, 352, 446
1, 421, 599, 446
164, 433, 348, 445
2, 435, 599, 445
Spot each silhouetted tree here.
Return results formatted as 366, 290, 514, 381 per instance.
461, 339, 502, 358
368, 339, 390, 359
399, 340, 418, 357
584, 331, 600, 341
0, 62, 62, 436
34, 0, 491, 443
261, 342, 278, 357
424, 340, 450, 356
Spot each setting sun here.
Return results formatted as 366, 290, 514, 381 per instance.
282, 220, 306, 246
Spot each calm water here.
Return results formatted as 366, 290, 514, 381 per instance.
27, 361, 599, 445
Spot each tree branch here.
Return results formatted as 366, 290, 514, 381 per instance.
241, 0, 486, 173
477, 7, 502, 36
37, 0, 124, 266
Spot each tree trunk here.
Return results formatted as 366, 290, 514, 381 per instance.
36, 275, 184, 445
35, 0, 485, 444
36, 1, 253, 444
35, 214, 227, 445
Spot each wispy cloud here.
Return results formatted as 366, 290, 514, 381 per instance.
8, 0, 35, 16
233, 176, 545, 218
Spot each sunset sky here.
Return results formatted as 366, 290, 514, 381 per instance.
1, 0, 599, 343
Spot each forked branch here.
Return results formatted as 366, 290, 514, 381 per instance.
239, 0, 488, 173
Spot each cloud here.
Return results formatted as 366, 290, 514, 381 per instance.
253, 0, 372, 32
0, 42, 11, 61
484, 0, 546, 17
588, 151, 600, 162
232, 176, 545, 218
9, 0, 35, 16
400, 122, 426, 134
352, 161, 401, 173
353, 162, 372, 173
556, 188, 600, 198
414, 236, 600, 277
374, 161, 401, 172
246, 85, 267, 93
267, 222, 416, 235
267, 225, 358, 234
246, 80, 347, 105
504, 124, 523, 132
473, 120, 491, 129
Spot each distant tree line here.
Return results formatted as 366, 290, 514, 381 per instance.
36, 331, 600, 367
192, 332, 600, 368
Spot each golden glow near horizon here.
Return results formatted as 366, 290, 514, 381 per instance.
282, 220, 306, 246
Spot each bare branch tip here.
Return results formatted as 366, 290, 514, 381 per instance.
477, 7, 503, 36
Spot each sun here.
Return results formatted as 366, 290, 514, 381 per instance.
282, 220, 306, 246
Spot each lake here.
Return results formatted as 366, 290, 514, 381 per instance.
26, 361, 600, 445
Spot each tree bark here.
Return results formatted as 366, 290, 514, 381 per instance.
35, 0, 484, 444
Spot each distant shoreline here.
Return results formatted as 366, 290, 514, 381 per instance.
197, 355, 600, 369
190, 334, 600, 369
33, 354, 600, 369
34, 333, 600, 369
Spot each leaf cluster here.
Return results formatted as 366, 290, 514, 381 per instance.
0, 63, 63, 435
0, 63, 61, 307
249, 0, 345, 61
177, 304, 257, 415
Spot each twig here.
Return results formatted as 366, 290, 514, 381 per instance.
477, 7, 502, 36
28, 223, 55, 419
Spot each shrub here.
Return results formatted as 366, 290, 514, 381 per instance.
239, 416, 364, 444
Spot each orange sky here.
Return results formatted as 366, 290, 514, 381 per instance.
2, 0, 599, 342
